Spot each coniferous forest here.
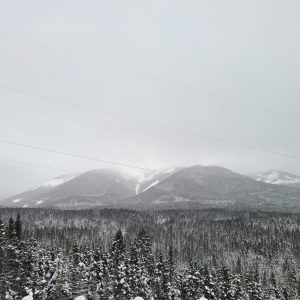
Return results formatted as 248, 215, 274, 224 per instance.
0, 208, 300, 299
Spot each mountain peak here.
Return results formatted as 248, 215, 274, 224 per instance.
253, 170, 300, 185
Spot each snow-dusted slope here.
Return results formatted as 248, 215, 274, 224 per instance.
252, 170, 300, 187
135, 167, 179, 194
0, 170, 137, 208
0, 173, 77, 208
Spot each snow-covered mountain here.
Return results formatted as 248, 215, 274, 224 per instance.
121, 166, 300, 211
1, 166, 300, 211
251, 170, 300, 188
0, 167, 178, 208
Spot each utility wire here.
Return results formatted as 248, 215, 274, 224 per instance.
0, 139, 160, 172
0, 84, 128, 121
0, 30, 298, 121
0, 156, 71, 172
1, 84, 300, 161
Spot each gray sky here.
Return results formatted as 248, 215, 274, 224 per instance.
0, 0, 300, 197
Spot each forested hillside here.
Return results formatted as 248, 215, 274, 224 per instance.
1, 208, 300, 299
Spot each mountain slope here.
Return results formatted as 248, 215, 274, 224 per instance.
0, 173, 77, 207
0, 169, 138, 208
120, 166, 300, 211
135, 167, 179, 194
251, 170, 300, 188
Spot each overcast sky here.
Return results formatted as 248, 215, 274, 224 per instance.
0, 0, 299, 197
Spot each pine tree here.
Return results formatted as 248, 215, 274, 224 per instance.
270, 270, 281, 299
129, 228, 153, 299
6, 217, 15, 239
70, 241, 85, 298
15, 214, 22, 240
202, 264, 217, 300
245, 269, 263, 300
110, 229, 130, 299
218, 265, 234, 300
232, 275, 244, 300
178, 262, 201, 300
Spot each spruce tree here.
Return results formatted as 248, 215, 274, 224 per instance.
218, 265, 234, 300
15, 214, 22, 240
110, 229, 130, 299
6, 217, 15, 239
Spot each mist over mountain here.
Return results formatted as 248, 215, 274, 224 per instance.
1, 165, 300, 211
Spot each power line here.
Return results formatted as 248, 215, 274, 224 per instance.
0, 156, 71, 172
0, 139, 160, 172
0, 30, 298, 121
1, 84, 300, 161
0, 84, 128, 121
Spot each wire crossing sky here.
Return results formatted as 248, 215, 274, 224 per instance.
0, 85, 300, 161
0, 0, 299, 197
0, 30, 299, 121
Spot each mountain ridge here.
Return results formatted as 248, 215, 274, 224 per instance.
1, 165, 300, 211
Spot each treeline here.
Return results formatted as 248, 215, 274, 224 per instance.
1, 215, 300, 299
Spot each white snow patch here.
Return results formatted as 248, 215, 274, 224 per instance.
12, 198, 21, 203
135, 175, 145, 194
36, 200, 44, 205
31, 186, 39, 190
143, 180, 160, 192
165, 167, 175, 174
42, 176, 74, 187
133, 297, 144, 300
74, 296, 86, 300
22, 293, 33, 300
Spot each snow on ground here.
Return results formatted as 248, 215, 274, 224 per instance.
74, 296, 86, 300
36, 200, 44, 205
22, 293, 33, 300
133, 297, 144, 300
12, 198, 21, 203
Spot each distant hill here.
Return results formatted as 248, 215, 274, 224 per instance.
250, 170, 300, 188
